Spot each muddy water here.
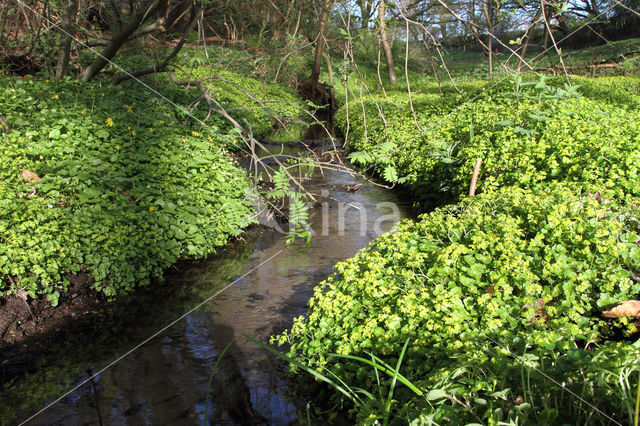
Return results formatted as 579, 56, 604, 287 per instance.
2, 140, 412, 425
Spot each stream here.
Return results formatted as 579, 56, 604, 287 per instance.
1, 133, 412, 425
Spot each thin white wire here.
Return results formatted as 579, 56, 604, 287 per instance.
10, 1, 629, 424
18, 249, 284, 425
481, 332, 623, 425
11, 0, 285, 179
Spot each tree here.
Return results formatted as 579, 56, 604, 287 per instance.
309, 0, 335, 95
80, 0, 168, 82
357, 0, 375, 28
55, 0, 79, 78
378, 0, 398, 84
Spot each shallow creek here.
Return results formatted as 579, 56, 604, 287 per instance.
1, 137, 413, 425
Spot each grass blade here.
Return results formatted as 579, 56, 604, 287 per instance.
327, 353, 423, 396
384, 338, 410, 426
205, 339, 234, 424
243, 333, 361, 406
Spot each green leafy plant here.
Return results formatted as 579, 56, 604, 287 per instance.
275, 183, 640, 423
0, 75, 255, 299
337, 75, 640, 206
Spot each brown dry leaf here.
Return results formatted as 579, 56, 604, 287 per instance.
14, 287, 28, 301
20, 169, 41, 183
602, 300, 640, 318
589, 191, 611, 205
590, 191, 602, 204
525, 298, 549, 324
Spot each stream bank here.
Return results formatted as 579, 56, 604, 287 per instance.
1, 135, 413, 425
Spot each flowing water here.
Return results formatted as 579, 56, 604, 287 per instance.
1, 136, 412, 425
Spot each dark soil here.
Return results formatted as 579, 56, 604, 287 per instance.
0, 273, 104, 346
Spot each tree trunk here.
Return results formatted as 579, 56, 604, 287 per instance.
358, 0, 372, 29
55, 0, 79, 78
482, 0, 494, 76
80, 0, 165, 82
378, 0, 397, 85
518, 6, 542, 71
114, 6, 196, 84
309, 0, 334, 96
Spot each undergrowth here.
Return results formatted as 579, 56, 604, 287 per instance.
0, 75, 254, 302
275, 183, 640, 423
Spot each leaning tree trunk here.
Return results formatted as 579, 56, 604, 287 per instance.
309, 0, 334, 97
378, 0, 397, 85
483, 0, 495, 76
80, 0, 165, 82
518, 6, 542, 71
55, 0, 79, 78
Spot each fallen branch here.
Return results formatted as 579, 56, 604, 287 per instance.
469, 159, 482, 196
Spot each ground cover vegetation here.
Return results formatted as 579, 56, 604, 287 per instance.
270, 2, 640, 424
276, 183, 640, 423
338, 74, 640, 205
0, 0, 314, 308
0, 75, 255, 302
278, 75, 640, 422
2, 0, 640, 423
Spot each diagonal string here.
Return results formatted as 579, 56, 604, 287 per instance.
9, 1, 629, 424
18, 249, 284, 425
479, 331, 624, 425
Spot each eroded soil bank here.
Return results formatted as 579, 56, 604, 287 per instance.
0, 273, 102, 346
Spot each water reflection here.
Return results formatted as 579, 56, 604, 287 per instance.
3, 143, 413, 425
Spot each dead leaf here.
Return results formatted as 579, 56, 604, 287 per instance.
20, 169, 41, 183
589, 191, 611, 205
486, 283, 495, 297
602, 300, 640, 318
525, 298, 549, 324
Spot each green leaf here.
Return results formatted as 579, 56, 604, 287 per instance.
427, 389, 447, 401
383, 165, 398, 182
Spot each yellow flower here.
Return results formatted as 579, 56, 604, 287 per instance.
115, 145, 120, 150
207, 135, 212, 141
159, 120, 164, 124
192, 131, 199, 136
148, 127, 153, 132
105, 117, 114, 127
148, 206, 155, 212
52, 94, 59, 99
127, 105, 133, 113
131, 130, 136, 136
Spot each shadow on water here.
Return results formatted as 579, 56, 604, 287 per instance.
1, 128, 415, 425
